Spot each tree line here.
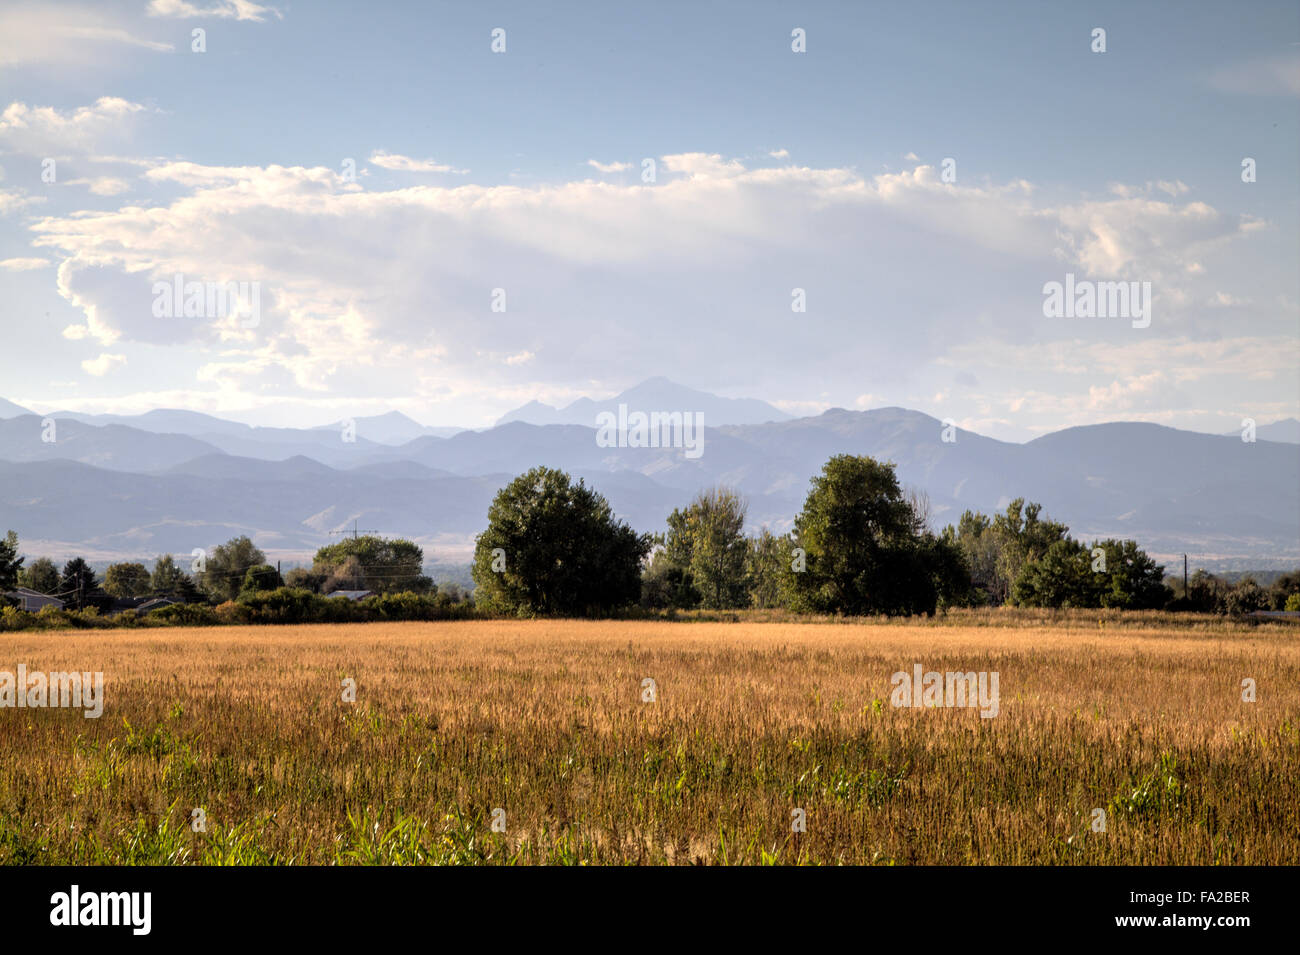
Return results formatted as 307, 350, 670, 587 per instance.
3, 453, 1297, 626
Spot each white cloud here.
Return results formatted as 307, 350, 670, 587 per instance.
0, 98, 149, 157
19, 152, 1285, 425
67, 176, 132, 196
81, 353, 127, 376
0, 188, 43, 215
0, 256, 50, 270
147, 0, 281, 22
768, 149, 790, 159
0, 7, 173, 66
369, 151, 467, 174
586, 159, 631, 173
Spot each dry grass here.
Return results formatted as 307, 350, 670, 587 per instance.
2, 615, 1297, 864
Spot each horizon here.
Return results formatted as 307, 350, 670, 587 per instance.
3, 377, 1299, 441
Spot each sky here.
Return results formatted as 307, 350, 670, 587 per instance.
0, 0, 1296, 438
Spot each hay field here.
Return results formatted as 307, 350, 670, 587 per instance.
2, 616, 1297, 864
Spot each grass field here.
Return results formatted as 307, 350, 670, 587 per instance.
2, 612, 1297, 865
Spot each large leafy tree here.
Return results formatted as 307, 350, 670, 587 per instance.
103, 561, 153, 597
202, 535, 267, 602
1010, 539, 1095, 608
0, 530, 24, 592
1092, 539, 1168, 609
19, 556, 60, 595
788, 455, 951, 616
312, 535, 430, 594
662, 488, 750, 609
990, 499, 1069, 602
150, 554, 202, 602
472, 467, 651, 616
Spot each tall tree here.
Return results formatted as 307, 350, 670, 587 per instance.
0, 530, 24, 592
990, 499, 1068, 602
472, 467, 651, 616
103, 562, 153, 597
663, 488, 750, 609
59, 557, 101, 610
18, 556, 60, 595
203, 535, 267, 602
788, 455, 942, 616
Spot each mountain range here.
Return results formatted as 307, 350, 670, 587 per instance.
1, 379, 1297, 567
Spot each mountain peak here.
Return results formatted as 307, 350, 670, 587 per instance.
496, 378, 791, 428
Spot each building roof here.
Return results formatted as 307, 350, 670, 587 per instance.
325, 589, 374, 600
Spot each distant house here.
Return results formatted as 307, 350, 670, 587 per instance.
325, 589, 374, 601
108, 595, 155, 615
137, 597, 179, 614
4, 587, 66, 612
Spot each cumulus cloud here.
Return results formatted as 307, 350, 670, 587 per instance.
0, 98, 149, 157
19, 149, 1281, 424
369, 151, 467, 174
81, 353, 126, 376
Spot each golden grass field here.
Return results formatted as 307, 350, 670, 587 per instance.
2, 612, 1297, 865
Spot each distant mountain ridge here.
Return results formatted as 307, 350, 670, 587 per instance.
1, 382, 1296, 564
495, 377, 792, 427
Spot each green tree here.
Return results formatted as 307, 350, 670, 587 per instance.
990, 499, 1069, 602
662, 488, 750, 609
640, 546, 699, 609
151, 554, 186, 593
312, 535, 430, 594
746, 528, 795, 609
103, 561, 153, 597
1224, 578, 1268, 616
787, 455, 944, 616
285, 565, 328, 594
940, 510, 998, 605
472, 467, 651, 616
1090, 539, 1168, 609
0, 530, 24, 592
238, 563, 284, 598
1269, 570, 1300, 610
59, 557, 101, 610
1010, 539, 1096, 608
18, 556, 59, 595
202, 535, 267, 602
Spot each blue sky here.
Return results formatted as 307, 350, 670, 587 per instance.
1, 0, 1296, 437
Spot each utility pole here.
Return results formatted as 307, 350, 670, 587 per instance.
330, 519, 379, 541
1183, 554, 1188, 596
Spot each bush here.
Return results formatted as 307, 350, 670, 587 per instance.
0, 605, 35, 631
214, 600, 251, 625
147, 602, 219, 626
1286, 593, 1300, 612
